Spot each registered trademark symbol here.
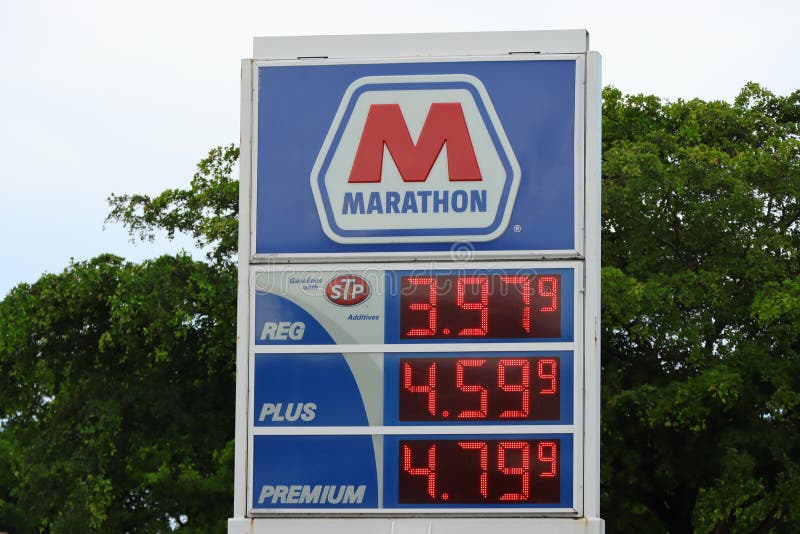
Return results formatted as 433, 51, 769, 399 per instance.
513, 224, 522, 233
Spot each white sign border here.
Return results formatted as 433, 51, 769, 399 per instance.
233, 31, 603, 534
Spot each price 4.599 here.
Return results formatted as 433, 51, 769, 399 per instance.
399, 356, 561, 421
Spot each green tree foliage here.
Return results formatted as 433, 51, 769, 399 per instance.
106, 144, 240, 266
0, 253, 235, 532
601, 83, 800, 532
1, 191, 237, 530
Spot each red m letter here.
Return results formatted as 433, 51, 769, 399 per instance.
348, 103, 482, 183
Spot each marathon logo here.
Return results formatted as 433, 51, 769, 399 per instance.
257, 484, 367, 505
311, 74, 520, 244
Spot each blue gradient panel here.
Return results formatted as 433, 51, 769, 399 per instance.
253, 353, 369, 426
256, 59, 576, 254
252, 435, 378, 509
254, 292, 335, 345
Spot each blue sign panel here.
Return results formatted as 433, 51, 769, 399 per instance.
249, 262, 580, 512
255, 59, 577, 255
251, 434, 572, 510
252, 435, 378, 509
253, 353, 371, 426
248, 263, 579, 510
252, 351, 573, 428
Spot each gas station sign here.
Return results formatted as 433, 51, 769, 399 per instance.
230, 31, 603, 534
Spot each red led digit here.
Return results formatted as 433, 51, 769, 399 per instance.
498, 441, 530, 501
398, 439, 561, 504
456, 276, 489, 336
537, 276, 559, 313
403, 361, 437, 416
406, 277, 437, 336
458, 441, 488, 498
403, 443, 437, 499
399, 356, 560, 422
400, 273, 562, 340
500, 275, 532, 333
537, 441, 558, 478
537, 359, 558, 395
456, 359, 488, 418
497, 359, 530, 418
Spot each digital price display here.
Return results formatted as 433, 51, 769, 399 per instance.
249, 265, 579, 512
399, 356, 560, 421
398, 438, 561, 505
400, 274, 561, 339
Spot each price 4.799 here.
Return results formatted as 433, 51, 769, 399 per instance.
399, 438, 561, 504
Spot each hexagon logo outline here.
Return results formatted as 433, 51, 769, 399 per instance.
310, 74, 521, 244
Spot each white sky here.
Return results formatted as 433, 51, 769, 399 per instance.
1, 0, 798, 296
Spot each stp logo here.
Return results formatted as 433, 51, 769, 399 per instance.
310, 74, 520, 244
325, 275, 370, 306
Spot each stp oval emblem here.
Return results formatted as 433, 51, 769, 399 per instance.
325, 275, 370, 306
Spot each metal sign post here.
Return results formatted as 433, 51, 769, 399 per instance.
230, 30, 603, 534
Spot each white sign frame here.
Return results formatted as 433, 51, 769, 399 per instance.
231, 30, 603, 534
